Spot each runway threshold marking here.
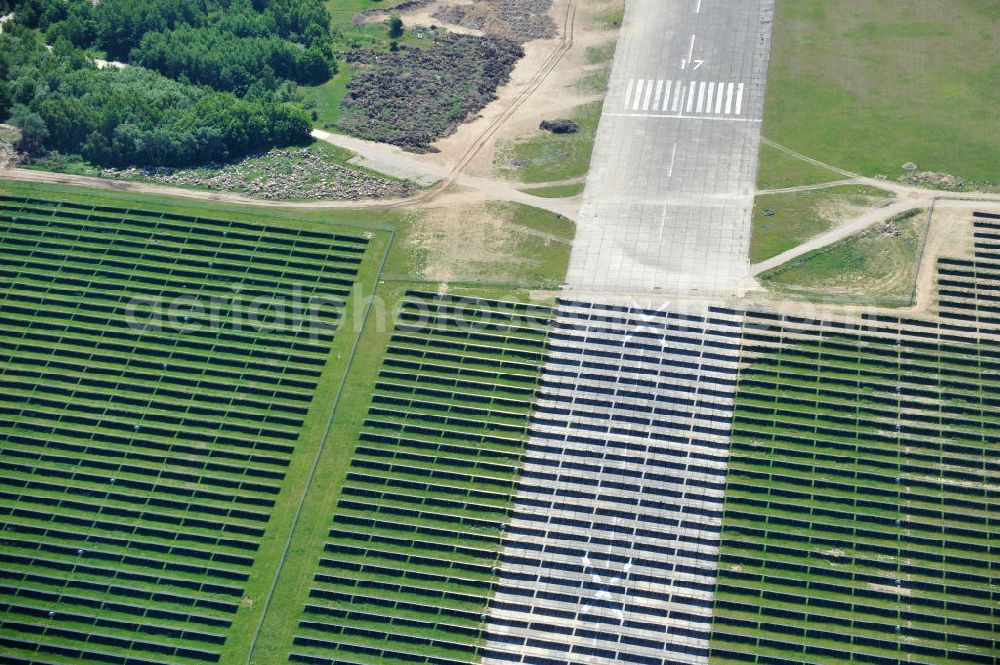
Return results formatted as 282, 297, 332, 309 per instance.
605, 112, 761, 123
625, 78, 748, 117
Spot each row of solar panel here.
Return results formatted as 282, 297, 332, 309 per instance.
6, 394, 299, 444
728, 439, 997, 496
0, 358, 314, 407
739, 377, 1000, 414
0, 214, 364, 270
397, 308, 549, 338
1, 288, 343, 341
1, 456, 275, 509
1, 285, 341, 352
0, 339, 322, 389
406, 290, 553, 318
0, 195, 369, 245
2, 333, 325, 379
5, 378, 303, 428
747, 309, 996, 346
0, 244, 357, 289
0, 220, 363, 275
2, 367, 310, 419
726, 482, 992, 529
1, 429, 283, 495
1, 473, 270, 526
2, 261, 351, 301
710, 625, 995, 664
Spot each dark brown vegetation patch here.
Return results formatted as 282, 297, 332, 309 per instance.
336, 33, 523, 152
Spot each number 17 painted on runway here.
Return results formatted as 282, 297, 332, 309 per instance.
680, 59, 704, 70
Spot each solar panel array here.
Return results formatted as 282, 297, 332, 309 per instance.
288, 290, 555, 665
480, 300, 744, 665
709, 216, 1000, 665
936, 211, 1000, 329
0, 194, 369, 665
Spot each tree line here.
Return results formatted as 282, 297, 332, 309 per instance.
0, 0, 335, 166
1, 24, 312, 167
8, 0, 336, 91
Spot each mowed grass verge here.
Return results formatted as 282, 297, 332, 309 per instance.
759, 208, 928, 307
0, 180, 392, 665
495, 101, 604, 184
750, 185, 895, 263
762, 0, 1000, 185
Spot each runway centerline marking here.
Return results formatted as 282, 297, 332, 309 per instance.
667, 142, 677, 177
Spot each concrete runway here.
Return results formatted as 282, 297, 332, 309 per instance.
567, 0, 775, 296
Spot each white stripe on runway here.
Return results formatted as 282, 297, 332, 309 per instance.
686, 81, 696, 113
605, 112, 762, 123
624, 78, 635, 111
661, 80, 673, 111
653, 80, 664, 112
671, 81, 682, 112
724, 82, 734, 114
715, 82, 724, 114
695, 81, 706, 113
642, 80, 654, 111
633, 79, 645, 111
705, 82, 715, 114
735, 82, 745, 115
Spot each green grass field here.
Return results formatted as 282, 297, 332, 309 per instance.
710, 308, 999, 665
762, 0, 1000, 186
759, 208, 928, 307
495, 101, 603, 184
755, 144, 846, 191
520, 182, 586, 199
750, 185, 895, 263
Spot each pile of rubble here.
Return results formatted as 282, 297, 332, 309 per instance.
876, 221, 902, 237
338, 33, 522, 152
100, 147, 415, 201
899, 170, 968, 191
432, 0, 556, 42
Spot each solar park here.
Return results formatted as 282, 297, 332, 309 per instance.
0, 191, 385, 664
708, 214, 1000, 665
0, 188, 997, 665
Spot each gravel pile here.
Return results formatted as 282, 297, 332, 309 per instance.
337, 33, 522, 152
100, 147, 415, 201
432, 0, 556, 42
899, 171, 968, 191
